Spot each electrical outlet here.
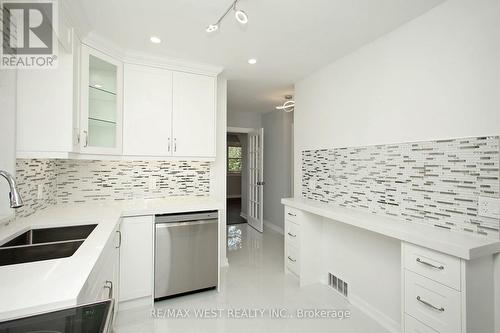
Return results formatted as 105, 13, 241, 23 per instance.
149, 177, 157, 191
478, 196, 500, 219
37, 184, 43, 200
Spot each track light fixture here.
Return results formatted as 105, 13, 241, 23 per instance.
206, 0, 248, 33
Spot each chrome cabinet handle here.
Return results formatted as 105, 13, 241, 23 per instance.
174, 138, 177, 152
287, 256, 296, 263
168, 138, 171, 152
104, 280, 113, 299
287, 212, 296, 217
416, 258, 444, 270
115, 230, 121, 249
287, 232, 296, 238
416, 296, 444, 312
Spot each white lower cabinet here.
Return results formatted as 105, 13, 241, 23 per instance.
404, 271, 461, 333
405, 315, 439, 333
284, 219, 301, 277
78, 224, 120, 317
119, 216, 154, 303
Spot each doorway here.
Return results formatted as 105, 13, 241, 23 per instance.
226, 127, 264, 232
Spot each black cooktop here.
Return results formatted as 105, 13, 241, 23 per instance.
0, 300, 112, 333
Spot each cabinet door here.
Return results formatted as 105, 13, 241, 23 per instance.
123, 64, 173, 156
80, 45, 123, 155
172, 72, 216, 157
119, 216, 154, 302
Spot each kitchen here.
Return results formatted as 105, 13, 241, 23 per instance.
1, 0, 500, 333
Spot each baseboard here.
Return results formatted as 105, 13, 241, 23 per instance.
119, 296, 152, 311
240, 212, 248, 220
227, 195, 242, 199
349, 293, 400, 333
264, 220, 284, 235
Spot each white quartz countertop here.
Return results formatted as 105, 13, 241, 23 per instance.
0, 196, 223, 321
282, 197, 500, 260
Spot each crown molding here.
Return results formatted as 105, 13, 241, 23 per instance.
82, 32, 223, 77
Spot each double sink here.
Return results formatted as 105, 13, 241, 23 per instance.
0, 224, 97, 267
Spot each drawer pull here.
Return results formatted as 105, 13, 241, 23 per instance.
416, 258, 444, 270
287, 232, 297, 238
287, 256, 296, 263
416, 296, 445, 312
287, 212, 296, 217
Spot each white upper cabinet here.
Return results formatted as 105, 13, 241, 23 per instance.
123, 64, 173, 156
16, 31, 80, 158
172, 72, 216, 158
80, 45, 123, 155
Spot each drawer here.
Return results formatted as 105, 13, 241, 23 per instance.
285, 206, 302, 224
405, 315, 439, 333
285, 221, 300, 249
405, 271, 461, 333
404, 242, 461, 290
286, 245, 300, 276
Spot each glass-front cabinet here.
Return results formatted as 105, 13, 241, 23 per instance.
80, 45, 123, 154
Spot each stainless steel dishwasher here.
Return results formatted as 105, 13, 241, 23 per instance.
154, 211, 218, 300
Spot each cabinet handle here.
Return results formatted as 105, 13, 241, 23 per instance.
287, 256, 296, 263
115, 230, 121, 249
168, 138, 171, 152
416, 296, 444, 312
104, 280, 113, 299
174, 138, 177, 152
416, 258, 444, 270
287, 212, 296, 217
83, 130, 88, 147
287, 232, 296, 238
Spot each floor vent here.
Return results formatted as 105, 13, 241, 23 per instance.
328, 273, 348, 298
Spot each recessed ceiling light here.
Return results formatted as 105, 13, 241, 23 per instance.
150, 36, 161, 44
235, 9, 248, 24
206, 24, 219, 33
248, 58, 257, 65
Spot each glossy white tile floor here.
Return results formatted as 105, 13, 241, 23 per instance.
115, 224, 389, 333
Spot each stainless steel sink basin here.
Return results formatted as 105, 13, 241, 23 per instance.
0, 224, 97, 266
0, 240, 85, 266
0, 224, 97, 247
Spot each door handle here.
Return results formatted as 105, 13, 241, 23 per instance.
83, 130, 88, 147
115, 230, 121, 249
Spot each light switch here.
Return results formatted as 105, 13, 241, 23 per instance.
37, 184, 43, 200
478, 196, 500, 219
149, 177, 157, 191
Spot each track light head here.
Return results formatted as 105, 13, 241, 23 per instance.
234, 9, 248, 24
206, 24, 219, 33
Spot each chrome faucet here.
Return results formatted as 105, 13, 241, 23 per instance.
0, 170, 24, 208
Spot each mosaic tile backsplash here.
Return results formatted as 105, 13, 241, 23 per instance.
302, 136, 500, 238
15, 159, 211, 218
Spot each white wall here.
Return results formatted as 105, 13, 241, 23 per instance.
263, 111, 293, 232
294, 0, 500, 329
0, 70, 17, 221
227, 110, 262, 129
212, 76, 228, 266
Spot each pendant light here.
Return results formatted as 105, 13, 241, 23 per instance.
276, 95, 295, 112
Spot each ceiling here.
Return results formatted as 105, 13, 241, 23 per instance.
70, 0, 445, 114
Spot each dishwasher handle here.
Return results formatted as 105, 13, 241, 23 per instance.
155, 219, 218, 228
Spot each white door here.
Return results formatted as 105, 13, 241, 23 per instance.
247, 128, 264, 232
172, 72, 216, 157
123, 64, 173, 156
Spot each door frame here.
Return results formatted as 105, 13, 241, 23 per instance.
226, 126, 264, 231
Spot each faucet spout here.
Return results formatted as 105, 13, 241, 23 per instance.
0, 170, 24, 208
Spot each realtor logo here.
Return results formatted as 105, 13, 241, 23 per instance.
1, 0, 58, 68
